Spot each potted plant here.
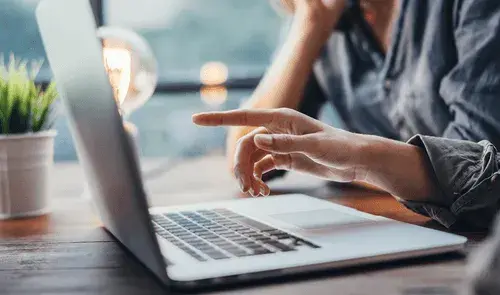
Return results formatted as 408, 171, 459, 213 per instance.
0, 55, 58, 219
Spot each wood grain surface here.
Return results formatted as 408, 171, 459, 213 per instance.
0, 156, 485, 295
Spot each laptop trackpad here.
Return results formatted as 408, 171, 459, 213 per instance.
270, 209, 371, 230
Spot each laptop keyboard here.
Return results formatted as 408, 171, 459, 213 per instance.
151, 209, 320, 262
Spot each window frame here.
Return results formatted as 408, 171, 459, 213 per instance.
89, 0, 260, 94
36, 0, 261, 93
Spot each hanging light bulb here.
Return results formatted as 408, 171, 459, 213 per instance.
97, 26, 158, 117
81, 27, 157, 201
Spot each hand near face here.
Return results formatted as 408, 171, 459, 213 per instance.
193, 108, 367, 196
278, 0, 346, 36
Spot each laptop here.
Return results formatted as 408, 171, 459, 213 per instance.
36, 0, 467, 289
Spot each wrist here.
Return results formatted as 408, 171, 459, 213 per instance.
354, 134, 439, 202
351, 134, 385, 182
287, 23, 323, 47
289, 2, 346, 45
281, 26, 326, 68
289, 19, 331, 48
355, 135, 412, 178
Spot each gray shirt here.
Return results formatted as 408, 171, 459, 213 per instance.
299, 0, 500, 229
294, 1, 500, 291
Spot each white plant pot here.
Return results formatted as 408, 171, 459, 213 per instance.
0, 130, 57, 219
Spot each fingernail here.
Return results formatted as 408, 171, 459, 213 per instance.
260, 187, 266, 196
191, 114, 201, 122
242, 182, 250, 193
255, 134, 273, 146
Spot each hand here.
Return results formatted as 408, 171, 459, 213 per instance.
224, 0, 346, 177
281, 0, 346, 38
194, 108, 440, 202
193, 108, 368, 196
227, 127, 288, 182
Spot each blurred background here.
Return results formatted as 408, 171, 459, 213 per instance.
0, 0, 338, 163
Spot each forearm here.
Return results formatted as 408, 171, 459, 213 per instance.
227, 0, 346, 170
355, 135, 441, 203
245, 24, 325, 110
228, 24, 328, 168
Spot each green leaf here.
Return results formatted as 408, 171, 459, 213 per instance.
0, 54, 58, 134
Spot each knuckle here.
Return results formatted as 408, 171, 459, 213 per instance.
312, 136, 330, 159
240, 112, 249, 126
306, 134, 321, 145
277, 107, 296, 117
253, 165, 262, 177
281, 135, 294, 146
286, 154, 294, 170
235, 136, 246, 147
275, 154, 293, 170
235, 136, 254, 153
256, 126, 268, 134
232, 163, 241, 176
274, 108, 300, 132
241, 131, 256, 143
233, 163, 247, 178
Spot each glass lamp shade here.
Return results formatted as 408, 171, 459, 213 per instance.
97, 26, 158, 116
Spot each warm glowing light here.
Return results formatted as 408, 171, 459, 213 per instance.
200, 85, 228, 106
103, 47, 132, 107
98, 26, 158, 116
200, 62, 228, 86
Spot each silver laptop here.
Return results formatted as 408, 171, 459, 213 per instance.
36, 0, 467, 289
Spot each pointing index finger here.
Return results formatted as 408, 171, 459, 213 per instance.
192, 109, 276, 127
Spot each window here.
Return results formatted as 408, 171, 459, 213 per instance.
104, 0, 283, 83
0, 0, 51, 80
0, 0, 284, 161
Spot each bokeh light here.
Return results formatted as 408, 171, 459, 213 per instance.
200, 85, 228, 106
200, 61, 228, 86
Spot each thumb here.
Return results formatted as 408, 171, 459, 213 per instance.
254, 134, 314, 154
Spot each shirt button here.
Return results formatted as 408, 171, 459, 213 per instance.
384, 80, 392, 91
401, 129, 411, 140
361, 41, 369, 52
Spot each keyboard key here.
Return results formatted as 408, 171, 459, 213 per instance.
213, 241, 234, 248
255, 238, 274, 244
264, 229, 286, 235
204, 236, 222, 241
246, 232, 266, 238
234, 228, 253, 233
222, 234, 242, 240
164, 213, 181, 218
231, 250, 251, 257
213, 209, 234, 216
251, 248, 272, 255
236, 217, 276, 232
205, 251, 229, 260
265, 240, 296, 252
274, 233, 292, 240
231, 235, 249, 241
245, 243, 265, 250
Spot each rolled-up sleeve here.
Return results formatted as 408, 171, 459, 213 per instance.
399, 135, 500, 229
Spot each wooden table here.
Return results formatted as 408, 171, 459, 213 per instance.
0, 156, 485, 294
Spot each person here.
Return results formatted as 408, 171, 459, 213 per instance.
192, 108, 500, 295
223, 0, 500, 228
